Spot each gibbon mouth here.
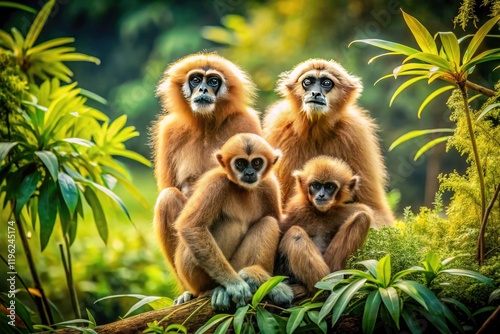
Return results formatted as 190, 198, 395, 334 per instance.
305, 99, 326, 106
193, 95, 215, 104
241, 176, 258, 184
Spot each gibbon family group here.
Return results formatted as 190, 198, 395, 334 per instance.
150, 52, 394, 311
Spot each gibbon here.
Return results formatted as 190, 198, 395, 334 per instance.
263, 58, 393, 227
277, 156, 372, 294
173, 133, 293, 310
152, 52, 262, 271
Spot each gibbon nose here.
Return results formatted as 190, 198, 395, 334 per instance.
199, 84, 209, 94
244, 169, 255, 176
311, 92, 322, 98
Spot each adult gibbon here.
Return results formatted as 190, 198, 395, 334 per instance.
263, 59, 393, 227
278, 156, 372, 294
173, 133, 293, 310
152, 53, 262, 271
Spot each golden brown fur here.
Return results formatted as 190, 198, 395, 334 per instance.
174, 134, 293, 309
152, 53, 262, 272
264, 59, 393, 227
277, 156, 372, 294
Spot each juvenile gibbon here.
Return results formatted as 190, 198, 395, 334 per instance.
278, 156, 372, 294
152, 53, 262, 271
173, 133, 293, 310
263, 59, 393, 227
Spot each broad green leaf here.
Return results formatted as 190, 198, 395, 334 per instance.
393, 281, 427, 310
233, 305, 249, 334
391, 266, 427, 282
441, 303, 465, 333
38, 175, 58, 251
403, 52, 453, 70
286, 307, 307, 334
256, 306, 283, 334
252, 276, 286, 307
0, 1, 36, 13
362, 290, 381, 334
462, 53, 500, 72
58, 193, 72, 234
35, 151, 59, 180
195, 314, 232, 334
401, 10, 438, 54
390, 76, 427, 106
418, 85, 455, 118
440, 269, 494, 286
83, 187, 108, 244
330, 278, 367, 327
94, 294, 149, 303
376, 255, 391, 287
402, 281, 445, 318
0, 142, 19, 162
463, 15, 500, 63
401, 308, 424, 334
58, 172, 78, 215
438, 32, 461, 69
318, 284, 350, 323
414, 136, 450, 160
15, 171, 42, 217
24, 0, 56, 49
148, 297, 173, 310
379, 287, 400, 329
307, 311, 327, 334
424, 252, 441, 272
214, 318, 232, 334
26, 37, 75, 56
414, 306, 452, 334
123, 296, 163, 318
349, 39, 420, 56
389, 128, 454, 151
358, 259, 379, 278
393, 63, 434, 77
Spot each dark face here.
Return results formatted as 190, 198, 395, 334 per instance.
308, 181, 338, 211
234, 157, 264, 185
302, 77, 334, 110
187, 72, 223, 114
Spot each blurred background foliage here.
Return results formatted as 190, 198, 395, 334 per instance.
1, 0, 499, 326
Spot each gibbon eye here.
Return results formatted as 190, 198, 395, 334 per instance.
311, 182, 321, 190
207, 77, 221, 87
325, 183, 337, 192
321, 79, 333, 88
302, 78, 314, 88
235, 158, 248, 171
251, 158, 263, 169
190, 75, 202, 86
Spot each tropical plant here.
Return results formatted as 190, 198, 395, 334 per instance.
0, 0, 150, 326
350, 10, 500, 265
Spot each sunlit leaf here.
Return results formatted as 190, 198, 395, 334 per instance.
0, 142, 19, 162
83, 187, 108, 244
440, 269, 494, 286
393, 63, 434, 77
252, 276, 286, 307
80, 88, 107, 105
462, 53, 500, 72
418, 85, 455, 118
438, 32, 461, 68
401, 10, 438, 54
26, 37, 75, 56
463, 15, 500, 63
123, 296, 164, 318
389, 128, 454, 151
368, 52, 399, 64
233, 305, 249, 334
389, 76, 427, 106
414, 136, 450, 160
403, 52, 452, 71
24, 0, 56, 49
195, 314, 232, 334
286, 307, 307, 334
349, 39, 419, 55
376, 255, 391, 287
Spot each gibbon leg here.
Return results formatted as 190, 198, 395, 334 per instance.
279, 226, 330, 293
323, 211, 371, 272
154, 187, 187, 271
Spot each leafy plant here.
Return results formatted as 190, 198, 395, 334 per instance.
350, 10, 500, 265
0, 0, 149, 326
315, 252, 494, 333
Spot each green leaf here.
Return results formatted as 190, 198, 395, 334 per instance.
401, 308, 424, 334
362, 290, 381, 334
256, 306, 283, 334
26, 37, 75, 56
349, 39, 419, 56
195, 314, 232, 334
79, 88, 107, 105
418, 85, 455, 118
463, 15, 500, 63
233, 305, 249, 334
16, 171, 42, 217
286, 307, 307, 334
330, 278, 368, 327
108, 148, 151, 166
62, 138, 95, 147
358, 259, 378, 278
376, 255, 391, 287
477, 102, 500, 121
318, 284, 350, 323
462, 53, 500, 72
0, 1, 36, 13
58, 172, 79, 215
393, 281, 427, 310
393, 63, 434, 77
441, 303, 466, 333
391, 266, 427, 282
438, 32, 461, 68
90, 182, 131, 221
367, 52, 400, 64
440, 269, 494, 286
123, 296, 164, 318
424, 252, 441, 272
252, 276, 286, 307
83, 187, 108, 244
307, 311, 327, 334
414, 136, 450, 160
390, 76, 428, 106
403, 52, 452, 71
35, 151, 59, 180
401, 10, 438, 54
379, 287, 400, 329
38, 175, 58, 251
86, 309, 96, 328
400, 281, 445, 318
214, 318, 232, 334
389, 128, 454, 151
165, 324, 187, 333
24, 0, 56, 49
0, 142, 19, 163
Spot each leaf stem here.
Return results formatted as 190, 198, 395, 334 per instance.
59, 235, 82, 320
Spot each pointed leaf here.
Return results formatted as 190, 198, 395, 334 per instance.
252, 276, 286, 306
477, 103, 500, 121
440, 269, 494, 286
331, 278, 367, 327
25, 37, 75, 56
318, 284, 350, 323
463, 15, 500, 63
368, 52, 400, 64
0, 142, 19, 162
418, 85, 455, 118
16, 171, 42, 217
58, 172, 78, 215
24, 0, 56, 49
401, 10, 438, 54
393, 281, 428, 310
0, 2, 36, 13
349, 39, 420, 55
35, 151, 59, 180
389, 128, 454, 151
83, 187, 108, 244
286, 307, 307, 334
256, 306, 283, 334
390, 76, 428, 106
123, 296, 162, 318
438, 32, 461, 68
379, 287, 400, 329
233, 305, 249, 334
403, 52, 452, 71
362, 290, 381, 334
414, 136, 450, 160
38, 175, 58, 251
462, 53, 500, 72
401, 308, 424, 334
376, 255, 391, 287
391, 266, 427, 282
393, 63, 434, 77
358, 259, 379, 278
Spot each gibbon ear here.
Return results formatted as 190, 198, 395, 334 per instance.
349, 175, 360, 194
216, 152, 225, 168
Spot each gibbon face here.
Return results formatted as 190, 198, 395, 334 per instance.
278, 59, 362, 118
216, 133, 280, 189
294, 156, 359, 212
182, 68, 227, 114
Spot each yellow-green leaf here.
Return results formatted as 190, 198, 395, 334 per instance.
389, 76, 427, 106
403, 52, 452, 71
24, 0, 56, 49
463, 15, 500, 64
393, 63, 434, 77
418, 85, 455, 118
389, 128, 454, 151
26, 37, 74, 56
56, 53, 100, 64
401, 10, 438, 54
0, 30, 15, 49
349, 39, 419, 55
438, 32, 461, 69
368, 52, 399, 64
414, 136, 450, 160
